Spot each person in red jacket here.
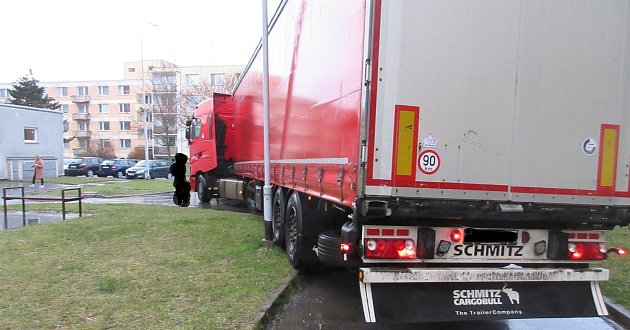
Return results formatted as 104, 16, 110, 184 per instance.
30, 154, 44, 189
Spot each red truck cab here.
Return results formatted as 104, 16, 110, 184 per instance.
186, 93, 234, 201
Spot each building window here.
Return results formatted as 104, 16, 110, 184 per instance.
186, 74, 200, 86
99, 121, 110, 131
118, 85, 130, 95
57, 87, 68, 96
24, 127, 37, 143
98, 104, 110, 113
99, 139, 111, 148
128, 67, 136, 72
79, 139, 89, 148
64, 141, 70, 148
63, 121, 70, 131
211, 73, 226, 86
120, 121, 131, 131
60, 104, 69, 113
0, 89, 8, 97
120, 139, 131, 148
119, 103, 130, 113
78, 104, 89, 113
98, 86, 109, 96
78, 86, 88, 96
78, 122, 89, 131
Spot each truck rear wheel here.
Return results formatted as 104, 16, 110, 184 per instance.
272, 187, 286, 248
196, 174, 211, 203
285, 191, 319, 270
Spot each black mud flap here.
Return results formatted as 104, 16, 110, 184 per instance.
358, 268, 608, 323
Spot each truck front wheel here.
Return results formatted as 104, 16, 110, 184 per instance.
196, 174, 211, 203
285, 192, 319, 270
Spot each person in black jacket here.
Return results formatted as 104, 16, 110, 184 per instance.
170, 153, 191, 207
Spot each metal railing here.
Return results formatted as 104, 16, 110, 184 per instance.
2, 187, 83, 229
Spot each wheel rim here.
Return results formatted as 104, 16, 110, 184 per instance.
272, 199, 282, 240
87, 170, 93, 177
117, 172, 124, 178
197, 178, 204, 200
286, 206, 298, 254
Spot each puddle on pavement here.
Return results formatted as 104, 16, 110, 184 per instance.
2, 211, 84, 230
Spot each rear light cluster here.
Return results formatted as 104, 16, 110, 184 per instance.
78, 163, 87, 168
363, 227, 417, 259
566, 231, 606, 260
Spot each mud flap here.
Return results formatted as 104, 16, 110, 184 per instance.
358, 267, 609, 323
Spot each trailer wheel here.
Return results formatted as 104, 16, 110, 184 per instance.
196, 174, 211, 203
285, 192, 319, 270
272, 187, 286, 248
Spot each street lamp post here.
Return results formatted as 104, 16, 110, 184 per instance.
141, 39, 150, 180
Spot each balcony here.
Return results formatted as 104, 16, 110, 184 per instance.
72, 113, 91, 121
72, 148, 89, 155
74, 130, 91, 138
153, 146, 176, 157
71, 95, 90, 103
152, 126, 177, 135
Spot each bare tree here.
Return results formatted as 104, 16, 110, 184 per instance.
178, 73, 239, 127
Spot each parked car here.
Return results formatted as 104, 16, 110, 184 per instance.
63, 159, 79, 171
64, 157, 104, 177
125, 160, 172, 179
97, 159, 138, 178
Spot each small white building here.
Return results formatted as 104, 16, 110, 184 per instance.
0, 104, 64, 180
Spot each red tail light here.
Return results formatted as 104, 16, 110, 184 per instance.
568, 242, 606, 260
451, 229, 463, 242
340, 243, 351, 253
111, 166, 118, 170
364, 238, 416, 259
79, 163, 87, 168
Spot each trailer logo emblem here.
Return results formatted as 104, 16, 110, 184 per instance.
418, 150, 440, 175
582, 138, 597, 155
452, 284, 520, 306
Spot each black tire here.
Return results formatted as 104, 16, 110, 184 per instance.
272, 187, 286, 248
196, 174, 211, 203
285, 192, 319, 270
86, 169, 94, 177
116, 171, 125, 179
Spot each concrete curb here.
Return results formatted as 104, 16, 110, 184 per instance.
605, 297, 630, 329
254, 270, 298, 329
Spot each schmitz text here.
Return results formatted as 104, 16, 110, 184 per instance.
453, 245, 523, 257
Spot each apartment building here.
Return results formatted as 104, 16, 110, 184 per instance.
0, 61, 243, 160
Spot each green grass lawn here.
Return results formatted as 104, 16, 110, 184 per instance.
0, 204, 292, 329
600, 226, 630, 307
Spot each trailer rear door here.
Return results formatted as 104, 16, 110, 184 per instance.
365, 0, 630, 206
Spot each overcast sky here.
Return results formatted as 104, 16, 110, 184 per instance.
0, 0, 281, 83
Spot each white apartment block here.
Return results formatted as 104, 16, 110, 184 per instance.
0, 61, 243, 160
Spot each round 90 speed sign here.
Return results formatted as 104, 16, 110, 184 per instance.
418, 150, 440, 175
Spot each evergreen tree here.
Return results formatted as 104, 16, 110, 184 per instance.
8, 74, 60, 110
